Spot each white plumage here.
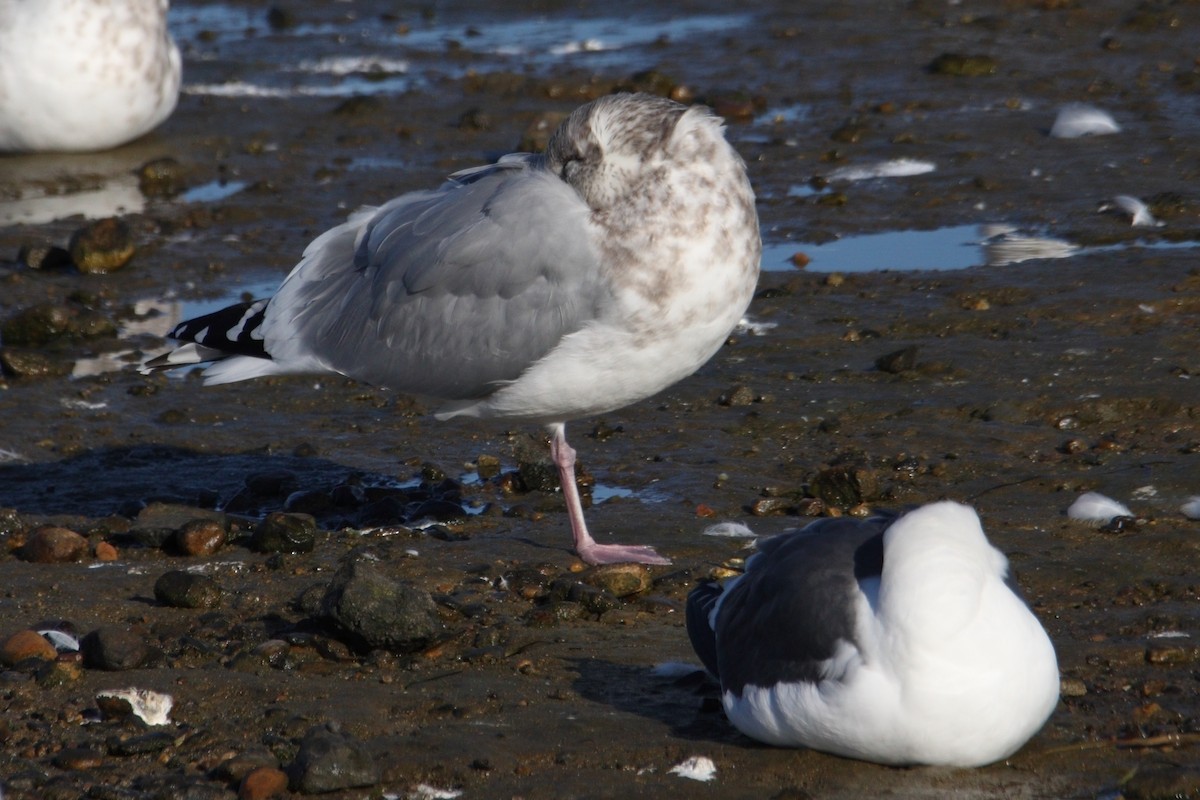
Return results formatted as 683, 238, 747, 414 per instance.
0, 0, 181, 152
686, 502, 1059, 767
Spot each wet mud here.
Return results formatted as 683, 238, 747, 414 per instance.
1, 1, 1199, 798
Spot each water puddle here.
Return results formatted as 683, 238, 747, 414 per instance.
171, 4, 751, 98
762, 224, 1199, 273
178, 180, 249, 203
0, 174, 146, 226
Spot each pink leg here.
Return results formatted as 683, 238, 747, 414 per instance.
548, 423, 671, 566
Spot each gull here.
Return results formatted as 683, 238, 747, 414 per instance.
144, 93, 762, 565
686, 501, 1059, 766
0, 0, 181, 153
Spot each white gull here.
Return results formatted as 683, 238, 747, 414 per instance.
686, 501, 1059, 766
0, 0, 181, 152
144, 93, 762, 566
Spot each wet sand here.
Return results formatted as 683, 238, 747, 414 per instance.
1, 1, 1198, 798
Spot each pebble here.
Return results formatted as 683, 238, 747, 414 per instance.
68, 217, 136, 274
239, 766, 289, 800
874, 345, 919, 374
319, 559, 442, 652
580, 563, 652, 598
106, 730, 176, 756
287, 725, 379, 794
52, 747, 105, 770
94, 541, 119, 561
252, 512, 317, 554
1060, 676, 1088, 697
81, 625, 152, 671
20, 526, 88, 563
174, 519, 226, 556
1, 630, 56, 665
154, 570, 224, 609
810, 464, 879, 508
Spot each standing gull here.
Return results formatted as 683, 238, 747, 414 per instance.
0, 0, 181, 153
144, 93, 762, 566
686, 501, 1059, 766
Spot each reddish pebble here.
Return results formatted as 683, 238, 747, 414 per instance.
239, 766, 289, 800
175, 519, 226, 556
94, 541, 119, 561
1, 630, 56, 665
19, 527, 88, 563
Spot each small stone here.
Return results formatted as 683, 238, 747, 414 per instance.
252, 512, 317, 554
929, 52, 998, 77
17, 243, 72, 270
213, 750, 281, 784
790, 251, 810, 268
875, 345, 919, 374
287, 726, 380, 794
1122, 765, 1200, 800
750, 497, 792, 516
154, 570, 224, 609
136, 157, 187, 198
0, 347, 74, 378
68, 217, 136, 274
1145, 643, 1198, 665
810, 465, 879, 508
37, 659, 83, 688
1060, 676, 1088, 697
580, 564, 652, 598
53, 747, 105, 770
94, 541, 119, 561
718, 385, 756, 407
240, 766, 289, 800
81, 625, 151, 671
1, 630, 56, 665
319, 559, 443, 652
106, 731, 175, 756
174, 519, 226, 556
20, 526, 88, 563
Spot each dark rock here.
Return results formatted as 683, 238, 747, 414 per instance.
287, 725, 379, 794
549, 579, 620, 615
1, 302, 115, 346
319, 559, 442, 652
68, 217, 136, 274
52, 747, 105, 770
81, 625, 151, 671
136, 157, 187, 198
0, 347, 75, 379
17, 244, 73, 270
251, 512, 317, 554
929, 52, 998, 76
580, 564, 652, 598
106, 731, 176, 756
810, 464, 879, 508
20, 526, 88, 563
1, 630, 56, 665
174, 519, 227, 556
874, 345, 919, 374
154, 570, 224, 609
1122, 765, 1200, 800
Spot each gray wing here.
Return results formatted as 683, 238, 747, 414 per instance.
262, 156, 604, 400
713, 514, 893, 697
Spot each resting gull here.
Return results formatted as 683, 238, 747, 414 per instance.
0, 0, 181, 152
144, 93, 762, 566
686, 501, 1059, 766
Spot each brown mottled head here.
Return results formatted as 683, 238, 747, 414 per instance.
544, 93, 699, 211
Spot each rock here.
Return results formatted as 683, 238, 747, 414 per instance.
718, 384, 756, 407
929, 52, 998, 77
549, 579, 620, 615
580, 564, 652, 598
94, 541, 119, 561
1122, 765, 1200, 800
810, 464, 879, 508
81, 626, 151, 671
154, 570, 224, 609
239, 766, 289, 800
1, 630, 56, 665
106, 731, 176, 756
20, 526, 88, 563
319, 559, 442, 652
0, 347, 75, 378
251, 512, 317, 554
213, 750, 280, 784
136, 157, 187, 198
52, 747, 105, 770
174, 519, 226, 556
287, 726, 379, 794
68, 217, 136, 274
17, 243, 72, 270
874, 345, 919, 374
37, 660, 83, 688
